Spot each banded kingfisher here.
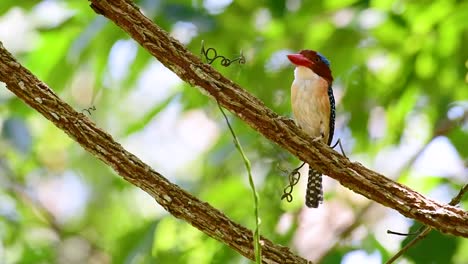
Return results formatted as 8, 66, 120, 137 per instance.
287, 50, 335, 208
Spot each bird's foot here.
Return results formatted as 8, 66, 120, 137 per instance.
278, 116, 296, 127
331, 138, 347, 158
312, 136, 324, 142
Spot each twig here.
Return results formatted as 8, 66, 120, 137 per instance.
449, 183, 468, 206
386, 230, 420, 236
319, 111, 467, 261
384, 111, 468, 263
385, 183, 468, 264
384, 227, 432, 264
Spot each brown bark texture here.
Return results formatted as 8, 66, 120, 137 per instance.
86, 0, 468, 236
0, 44, 308, 263
0, 0, 466, 263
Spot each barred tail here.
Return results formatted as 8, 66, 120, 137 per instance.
305, 167, 323, 208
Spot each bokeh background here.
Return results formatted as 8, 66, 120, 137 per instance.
0, 0, 467, 263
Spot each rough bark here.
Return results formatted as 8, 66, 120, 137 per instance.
0, 43, 308, 263
86, 0, 468, 237
0, 1, 467, 263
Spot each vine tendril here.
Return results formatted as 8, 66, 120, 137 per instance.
281, 162, 306, 202
81, 106, 96, 116
201, 40, 245, 67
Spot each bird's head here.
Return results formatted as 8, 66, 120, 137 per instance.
287, 50, 333, 84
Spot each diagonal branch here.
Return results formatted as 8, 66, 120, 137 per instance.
320, 110, 468, 262
87, 0, 468, 237
0, 43, 307, 263
0, 2, 466, 263
386, 183, 468, 264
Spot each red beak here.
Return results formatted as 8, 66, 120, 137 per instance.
287, 53, 313, 68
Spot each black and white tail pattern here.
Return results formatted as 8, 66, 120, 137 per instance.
306, 167, 323, 208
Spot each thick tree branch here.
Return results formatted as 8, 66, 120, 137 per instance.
0, 44, 307, 263
87, 0, 468, 237
321, 112, 468, 262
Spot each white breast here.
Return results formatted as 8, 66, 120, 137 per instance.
291, 67, 330, 142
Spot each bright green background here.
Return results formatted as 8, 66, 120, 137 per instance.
0, 0, 467, 263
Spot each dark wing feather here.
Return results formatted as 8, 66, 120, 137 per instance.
327, 85, 335, 146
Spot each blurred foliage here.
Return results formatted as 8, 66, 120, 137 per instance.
0, 0, 467, 263
402, 223, 458, 264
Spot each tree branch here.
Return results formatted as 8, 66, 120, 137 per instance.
320, 110, 468, 262
0, 1, 467, 262
386, 183, 468, 264
85, 0, 468, 237
0, 43, 308, 263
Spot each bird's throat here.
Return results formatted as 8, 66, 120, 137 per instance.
294, 66, 320, 81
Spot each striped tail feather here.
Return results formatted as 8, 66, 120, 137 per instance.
305, 166, 323, 208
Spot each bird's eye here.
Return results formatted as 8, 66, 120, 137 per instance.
315, 57, 320, 62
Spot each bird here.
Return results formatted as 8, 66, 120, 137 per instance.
286, 49, 335, 208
